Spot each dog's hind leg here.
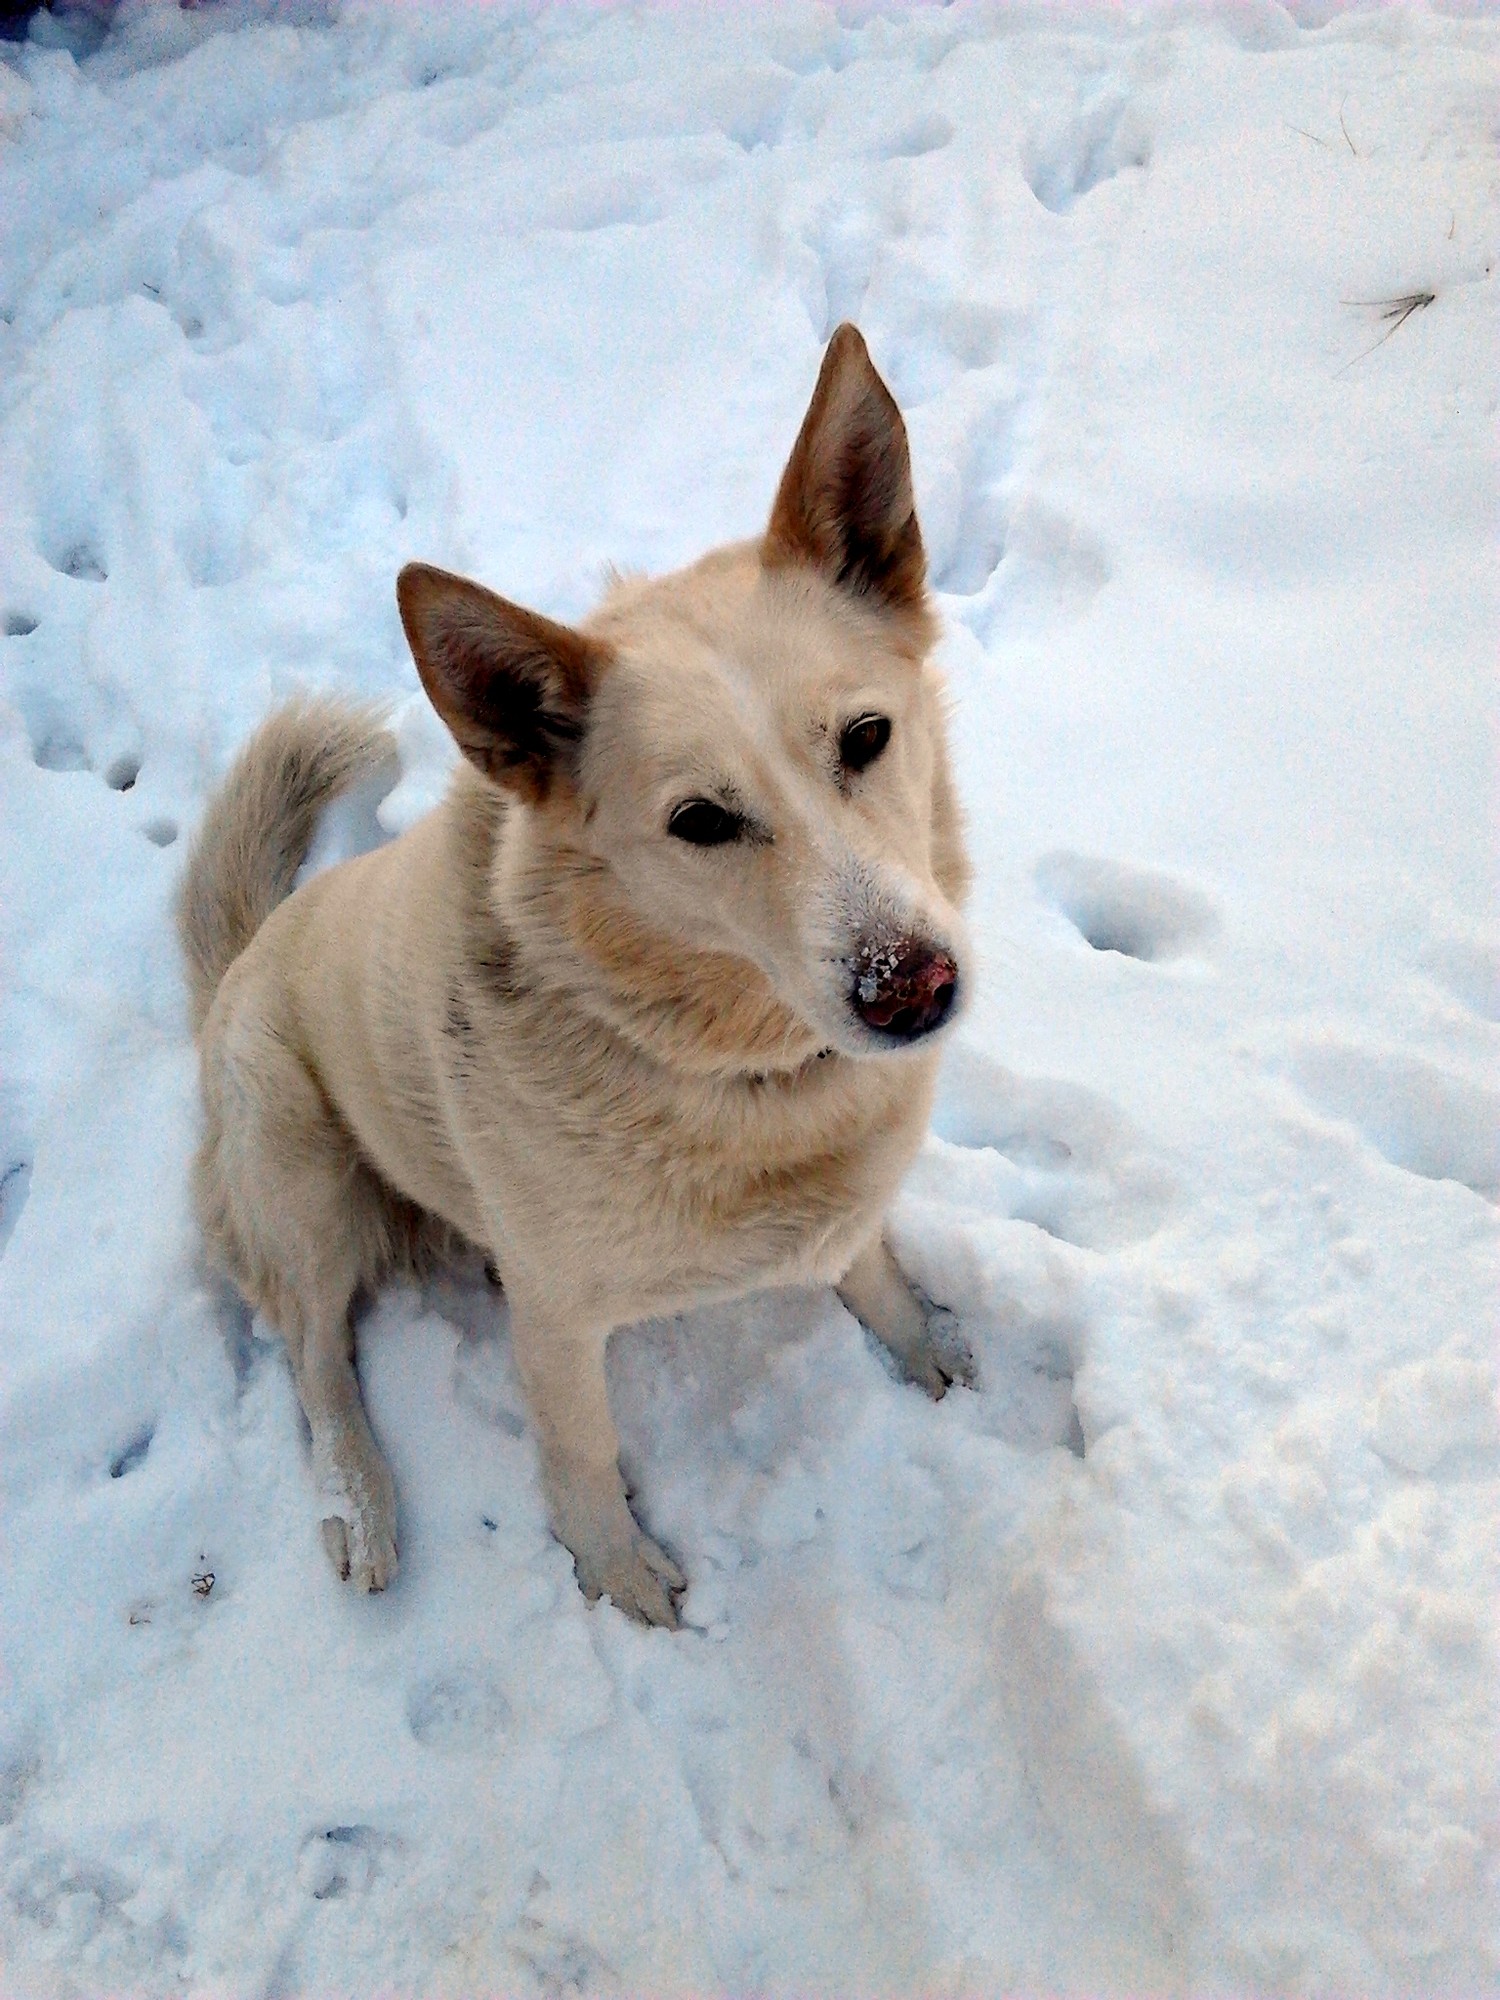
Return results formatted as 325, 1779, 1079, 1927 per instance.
195, 1005, 400, 1591
297, 1289, 400, 1594
273, 1272, 400, 1593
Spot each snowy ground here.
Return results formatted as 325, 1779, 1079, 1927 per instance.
0, 1, 1496, 1993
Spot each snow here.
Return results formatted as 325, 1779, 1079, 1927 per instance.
0, 1, 1495, 1993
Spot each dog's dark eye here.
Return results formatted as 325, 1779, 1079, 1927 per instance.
668, 798, 743, 847
839, 714, 891, 774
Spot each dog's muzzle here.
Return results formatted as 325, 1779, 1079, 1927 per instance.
850, 935, 959, 1042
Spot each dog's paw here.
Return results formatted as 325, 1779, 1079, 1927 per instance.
316, 1438, 399, 1592
577, 1531, 686, 1630
927, 1305, 978, 1393
900, 1305, 977, 1401
320, 1511, 398, 1593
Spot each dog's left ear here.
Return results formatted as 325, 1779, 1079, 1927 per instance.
764, 323, 927, 615
397, 563, 609, 803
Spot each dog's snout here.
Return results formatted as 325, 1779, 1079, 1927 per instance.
851, 936, 959, 1041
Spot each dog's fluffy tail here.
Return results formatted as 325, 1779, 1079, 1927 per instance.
178, 698, 392, 1033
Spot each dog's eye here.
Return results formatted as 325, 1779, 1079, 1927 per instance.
668, 798, 743, 847
840, 713, 891, 772
839, 714, 892, 774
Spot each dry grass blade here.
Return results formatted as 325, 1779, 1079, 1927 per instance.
1335, 291, 1436, 374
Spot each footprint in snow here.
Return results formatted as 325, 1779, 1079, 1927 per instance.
406, 1666, 512, 1753
108, 1427, 154, 1481
802, 198, 883, 340
1290, 1041, 1500, 1201
8, 1848, 137, 1935
22, 697, 91, 775
43, 540, 108, 584
508, 1896, 616, 1996
1022, 89, 1151, 215
991, 500, 1111, 631
15, 690, 171, 838
715, 68, 795, 152
927, 1042, 1178, 1251
880, 283, 1018, 408
934, 410, 1014, 597
296, 1825, 402, 1901
937, 454, 1112, 634
1036, 850, 1219, 964
16, 680, 142, 788
175, 500, 250, 589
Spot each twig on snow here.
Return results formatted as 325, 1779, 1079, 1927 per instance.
1338, 96, 1359, 156
1285, 122, 1330, 149
1335, 291, 1436, 374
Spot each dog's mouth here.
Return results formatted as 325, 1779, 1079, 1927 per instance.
846, 935, 961, 1047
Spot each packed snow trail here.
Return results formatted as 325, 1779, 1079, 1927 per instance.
0, 3, 1495, 1994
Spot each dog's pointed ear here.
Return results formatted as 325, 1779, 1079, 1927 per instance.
763, 323, 927, 615
397, 563, 609, 802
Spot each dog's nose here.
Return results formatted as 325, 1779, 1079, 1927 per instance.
851, 937, 959, 1041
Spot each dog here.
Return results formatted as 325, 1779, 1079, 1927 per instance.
178, 324, 972, 1626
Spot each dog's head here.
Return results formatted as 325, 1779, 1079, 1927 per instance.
398, 325, 970, 1074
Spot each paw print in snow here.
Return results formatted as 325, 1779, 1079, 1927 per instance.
1022, 91, 1151, 214
1036, 851, 1219, 963
296, 1825, 402, 1901
406, 1665, 512, 1753
1290, 1041, 1500, 1201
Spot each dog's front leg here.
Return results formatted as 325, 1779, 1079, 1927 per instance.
508, 1302, 685, 1628
837, 1233, 975, 1399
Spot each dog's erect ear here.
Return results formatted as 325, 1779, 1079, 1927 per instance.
397, 563, 609, 802
764, 323, 926, 614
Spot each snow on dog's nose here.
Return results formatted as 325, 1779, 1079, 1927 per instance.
851, 935, 959, 1042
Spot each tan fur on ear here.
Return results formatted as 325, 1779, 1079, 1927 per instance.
764, 323, 928, 616
397, 562, 611, 802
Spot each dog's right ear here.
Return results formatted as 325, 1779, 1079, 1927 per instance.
764, 323, 927, 619
396, 563, 608, 802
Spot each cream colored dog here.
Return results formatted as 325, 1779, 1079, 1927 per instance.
179, 325, 971, 1626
